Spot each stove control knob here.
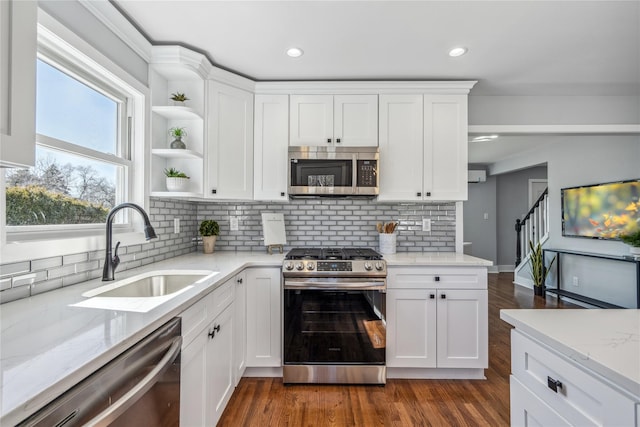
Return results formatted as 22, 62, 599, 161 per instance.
375, 262, 385, 271
364, 262, 373, 271
295, 262, 305, 271
306, 262, 315, 271
284, 261, 294, 271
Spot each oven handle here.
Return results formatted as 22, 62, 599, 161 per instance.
85, 335, 182, 427
284, 280, 386, 291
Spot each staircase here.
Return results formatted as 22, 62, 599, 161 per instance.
514, 188, 549, 286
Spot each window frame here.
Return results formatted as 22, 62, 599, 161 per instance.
0, 12, 150, 264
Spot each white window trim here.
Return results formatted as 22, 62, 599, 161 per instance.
0, 9, 150, 264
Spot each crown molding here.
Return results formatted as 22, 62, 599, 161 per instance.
78, 0, 152, 62
255, 80, 477, 95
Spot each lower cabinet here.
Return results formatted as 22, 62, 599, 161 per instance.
386, 267, 488, 370
180, 280, 235, 427
246, 268, 281, 367
510, 329, 638, 426
233, 271, 247, 385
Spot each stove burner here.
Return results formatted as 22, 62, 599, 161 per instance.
285, 247, 382, 261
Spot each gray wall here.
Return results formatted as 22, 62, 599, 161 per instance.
496, 166, 548, 268
39, 1, 149, 85
463, 173, 497, 266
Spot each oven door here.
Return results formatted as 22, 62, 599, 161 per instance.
283, 280, 386, 366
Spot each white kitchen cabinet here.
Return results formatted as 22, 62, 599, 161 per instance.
0, 0, 37, 168
386, 288, 437, 368
246, 268, 281, 367
386, 267, 488, 371
510, 329, 638, 427
180, 279, 235, 427
233, 271, 247, 386
254, 94, 289, 200
289, 94, 378, 147
378, 94, 469, 201
208, 81, 254, 199
148, 48, 207, 197
378, 94, 424, 201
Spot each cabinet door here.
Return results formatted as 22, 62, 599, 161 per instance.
0, 0, 37, 168
180, 331, 208, 427
423, 95, 468, 200
289, 95, 333, 146
233, 271, 247, 386
246, 268, 281, 367
254, 94, 289, 200
333, 95, 378, 146
208, 305, 234, 426
436, 289, 488, 368
386, 288, 437, 368
378, 94, 424, 201
208, 82, 254, 199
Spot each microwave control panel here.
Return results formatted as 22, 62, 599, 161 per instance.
357, 160, 377, 187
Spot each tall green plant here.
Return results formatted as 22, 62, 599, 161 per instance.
528, 241, 556, 287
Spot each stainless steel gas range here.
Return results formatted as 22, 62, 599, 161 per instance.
282, 247, 387, 385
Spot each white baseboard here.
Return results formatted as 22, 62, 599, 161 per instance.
243, 367, 283, 377
497, 265, 515, 273
387, 367, 486, 380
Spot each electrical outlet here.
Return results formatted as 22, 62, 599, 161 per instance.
422, 218, 431, 232
572, 276, 579, 287
230, 216, 239, 231
173, 218, 180, 233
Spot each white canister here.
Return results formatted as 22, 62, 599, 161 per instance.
379, 233, 397, 254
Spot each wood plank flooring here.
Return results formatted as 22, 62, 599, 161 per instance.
218, 274, 578, 427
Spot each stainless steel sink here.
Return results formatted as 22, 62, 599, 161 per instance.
83, 270, 216, 299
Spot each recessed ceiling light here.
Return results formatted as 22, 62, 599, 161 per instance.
449, 47, 468, 57
286, 47, 304, 58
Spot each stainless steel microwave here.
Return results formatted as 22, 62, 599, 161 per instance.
288, 146, 379, 197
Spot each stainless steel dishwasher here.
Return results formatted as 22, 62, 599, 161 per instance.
18, 318, 182, 427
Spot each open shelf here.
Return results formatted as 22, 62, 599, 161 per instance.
152, 148, 203, 159
152, 105, 202, 120
150, 191, 201, 198
543, 288, 623, 309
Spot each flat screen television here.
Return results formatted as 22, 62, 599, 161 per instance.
561, 179, 640, 239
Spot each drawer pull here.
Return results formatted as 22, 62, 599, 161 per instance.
547, 376, 563, 393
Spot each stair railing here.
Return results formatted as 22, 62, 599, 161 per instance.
515, 188, 549, 267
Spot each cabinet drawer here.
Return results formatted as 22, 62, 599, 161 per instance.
511, 330, 638, 426
510, 375, 571, 426
210, 279, 234, 319
388, 267, 487, 289
181, 293, 212, 348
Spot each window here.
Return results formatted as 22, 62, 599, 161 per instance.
5, 57, 131, 229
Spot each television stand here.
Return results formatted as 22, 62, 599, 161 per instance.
542, 248, 640, 309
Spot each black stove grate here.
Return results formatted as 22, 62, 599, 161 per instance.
285, 247, 382, 261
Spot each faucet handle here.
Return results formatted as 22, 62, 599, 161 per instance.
113, 241, 121, 270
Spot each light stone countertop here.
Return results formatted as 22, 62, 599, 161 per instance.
0, 250, 491, 425
500, 309, 640, 399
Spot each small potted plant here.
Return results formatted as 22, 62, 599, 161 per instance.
620, 229, 640, 256
170, 92, 189, 106
199, 220, 220, 254
528, 240, 556, 296
164, 167, 190, 192
168, 127, 187, 149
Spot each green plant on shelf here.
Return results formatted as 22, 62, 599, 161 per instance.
170, 92, 189, 102
168, 127, 187, 138
164, 168, 189, 178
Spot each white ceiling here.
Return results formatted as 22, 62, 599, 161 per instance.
112, 0, 640, 166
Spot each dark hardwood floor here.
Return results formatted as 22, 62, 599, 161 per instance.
219, 273, 578, 426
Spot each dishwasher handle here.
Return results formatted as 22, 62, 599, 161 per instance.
85, 335, 182, 427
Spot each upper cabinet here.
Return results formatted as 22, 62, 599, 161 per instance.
207, 81, 254, 200
378, 93, 469, 202
289, 94, 378, 147
149, 47, 207, 198
254, 94, 289, 201
0, 0, 37, 168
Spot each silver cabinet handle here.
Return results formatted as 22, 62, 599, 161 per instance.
85, 336, 182, 427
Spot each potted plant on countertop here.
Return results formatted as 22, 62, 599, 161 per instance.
199, 220, 220, 254
168, 126, 187, 149
164, 167, 190, 192
528, 240, 556, 297
170, 92, 189, 106
619, 229, 640, 256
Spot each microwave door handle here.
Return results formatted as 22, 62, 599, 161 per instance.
84, 336, 182, 427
